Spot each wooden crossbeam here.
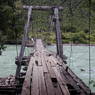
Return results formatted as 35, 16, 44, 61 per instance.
23, 5, 63, 10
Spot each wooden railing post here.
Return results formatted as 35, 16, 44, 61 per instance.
54, 8, 63, 59
15, 6, 32, 78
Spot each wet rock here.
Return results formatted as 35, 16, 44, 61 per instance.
80, 68, 85, 71
0, 75, 16, 87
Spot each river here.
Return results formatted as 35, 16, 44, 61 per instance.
0, 45, 95, 92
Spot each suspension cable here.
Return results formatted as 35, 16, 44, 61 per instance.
68, 0, 73, 67
15, 31, 18, 57
13, 4, 18, 57
88, 0, 92, 92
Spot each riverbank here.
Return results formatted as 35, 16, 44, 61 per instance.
4, 40, 95, 46
4, 40, 21, 45
47, 43, 95, 46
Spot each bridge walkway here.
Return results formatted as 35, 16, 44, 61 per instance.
21, 39, 90, 95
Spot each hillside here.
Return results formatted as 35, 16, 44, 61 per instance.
0, 0, 95, 45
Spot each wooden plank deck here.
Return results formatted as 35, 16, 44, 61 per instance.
21, 39, 91, 95
21, 57, 34, 95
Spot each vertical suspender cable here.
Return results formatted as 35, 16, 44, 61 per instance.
68, 0, 73, 67
12, 3, 18, 57
88, 0, 91, 93
15, 31, 18, 57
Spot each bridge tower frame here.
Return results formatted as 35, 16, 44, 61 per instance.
16, 5, 64, 77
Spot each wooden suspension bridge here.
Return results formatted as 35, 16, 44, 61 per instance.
0, 5, 94, 95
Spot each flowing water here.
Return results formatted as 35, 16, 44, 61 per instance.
0, 45, 95, 92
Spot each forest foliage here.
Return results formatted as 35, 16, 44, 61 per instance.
0, 0, 95, 45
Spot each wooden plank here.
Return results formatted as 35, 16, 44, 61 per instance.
52, 56, 62, 66
46, 60, 56, 79
31, 64, 39, 95
39, 52, 42, 66
35, 52, 42, 66
38, 66, 47, 95
21, 57, 34, 95
48, 56, 56, 67
53, 67, 70, 95
45, 59, 63, 95
41, 53, 48, 73
48, 55, 62, 67
44, 73, 55, 95
50, 56, 67, 83
54, 83, 63, 95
